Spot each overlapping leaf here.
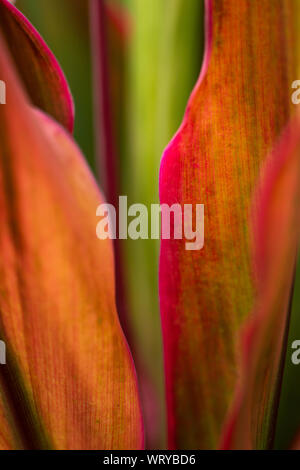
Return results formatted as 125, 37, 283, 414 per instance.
159, 0, 299, 449
16, 0, 95, 168
0, 34, 143, 449
0, 0, 74, 131
220, 115, 300, 449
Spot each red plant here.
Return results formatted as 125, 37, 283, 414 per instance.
0, 0, 299, 451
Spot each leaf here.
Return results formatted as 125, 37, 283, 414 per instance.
273, 257, 300, 449
90, 0, 130, 328
0, 34, 143, 450
16, 0, 94, 169
159, 0, 299, 449
0, 0, 74, 132
220, 115, 300, 449
290, 431, 300, 450
0, 393, 17, 449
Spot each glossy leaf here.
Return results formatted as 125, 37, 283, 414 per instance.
0, 34, 143, 450
0, 0, 74, 132
220, 115, 300, 449
159, 0, 298, 449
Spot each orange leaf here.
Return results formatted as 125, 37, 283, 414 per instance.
220, 116, 300, 450
290, 431, 300, 450
0, 34, 143, 450
159, 0, 298, 449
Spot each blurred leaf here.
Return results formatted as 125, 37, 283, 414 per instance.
159, 0, 298, 450
89, 0, 131, 341
274, 258, 300, 449
16, 0, 95, 170
0, 34, 143, 450
0, 0, 74, 131
220, 116, 300, 449
289, 428, 300, 449
123, 0, 204, 447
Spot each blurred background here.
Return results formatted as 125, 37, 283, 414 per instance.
15, 0, 300, 450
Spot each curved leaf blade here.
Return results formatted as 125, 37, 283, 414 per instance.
0, 33, 143, 450
0, 0, 74, 132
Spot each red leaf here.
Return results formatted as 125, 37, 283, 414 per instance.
0, 33, 143, 450
0, 0, 74, 131
159, 0, 299, 449
220, 116, 300, 449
